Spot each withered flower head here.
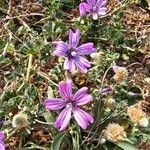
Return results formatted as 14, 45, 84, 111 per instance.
105, 123, 127, 142
127, 105, 147, 125
12, 113, 29, 129
113, 66, 128, 82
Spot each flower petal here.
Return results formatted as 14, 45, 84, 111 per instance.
73, 87, 88, 101
74, 95, 93, 106
69, 29, 80, 48
73, 108, 94, 129
74, 56, 91, 73
73, 87, 93, 105
98, 7, 107, 15
96, 0, 108, 7
87, 0, 96, 6
53, 41, 68, 57
79, 2, 87, 16
76, 43, 96, 55
44, 98, 65, 110
0, 132, 4, 141
0, 142, 5, 150
58, 80, 72, 100
64, 58, 76, 73
54, 108, 72, 131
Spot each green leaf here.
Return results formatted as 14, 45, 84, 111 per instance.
51, 132, 65, 150
140, 0, 149, 8
43, 111, 54, 123
115, 141, 138, 150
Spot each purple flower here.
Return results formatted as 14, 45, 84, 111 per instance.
53, 29, 96, 73
44, 80, 94, 131
79, 0, 108, 20
0, 131, 6, 150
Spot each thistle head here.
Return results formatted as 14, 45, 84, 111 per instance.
127, 105, 147, 126
113, 66, 128, 82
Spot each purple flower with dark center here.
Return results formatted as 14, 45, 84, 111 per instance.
0, 131, 6, 150
79, 0, 108, 20
44, 80, 94, 131
53, 29, 96, 73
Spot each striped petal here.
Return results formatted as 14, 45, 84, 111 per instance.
69, 29, 80, 48
44, 98, 65, 110
58, 80, 72, 100
53, 41, 68, 57
73, 108, 94, 129
79, 2, 87, 16
76, 43, 96, 55
54, 108, 72, 131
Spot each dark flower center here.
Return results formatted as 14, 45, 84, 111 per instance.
65, 99, 76, 109
67, 48, 78, 58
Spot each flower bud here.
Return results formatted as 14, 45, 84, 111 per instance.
101, 87, 113, 95
47, 86, 54, 98
105, 98, 116, 109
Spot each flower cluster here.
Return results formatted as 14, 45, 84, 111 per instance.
44, 0, 108, 132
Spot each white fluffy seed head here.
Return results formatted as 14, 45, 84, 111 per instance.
139, 117, 149, 127
12, 113, 29, 129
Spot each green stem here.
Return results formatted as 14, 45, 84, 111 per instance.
26, 54, 33, 81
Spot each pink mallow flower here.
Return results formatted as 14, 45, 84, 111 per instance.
0, 131, 6, 150
44, 80, 94, 131
79, 0, 108, 20
53, 29, 96, 73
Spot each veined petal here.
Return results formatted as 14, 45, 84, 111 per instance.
86, 4, 92, 12
98, 7, 107, 15
0, 142, 5, 150
74, 56, 91, 73
0, 132, 4, 141
69, 29, 80, 48
73, 108, 94, 129
76, 43, 96, 55
54, 108, 72, 131
58, 80, 72, 100
64, 58, 76, 73
53, 41, 68, 57
79, 2, 87, 16
73, 87, 88, 101
87, 0, 96, 6
44, 98, 65, 110
96, 0, 108, 7
74, 95, 93, 106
